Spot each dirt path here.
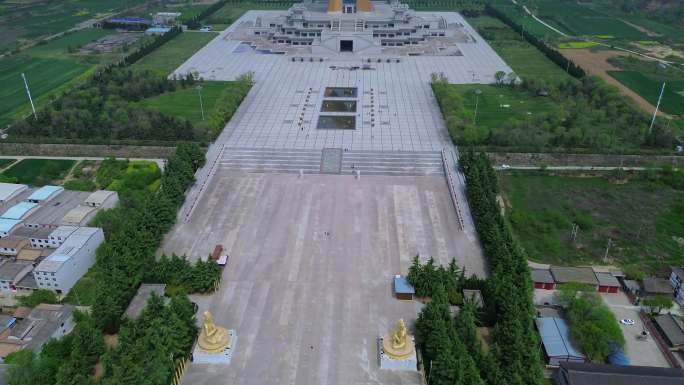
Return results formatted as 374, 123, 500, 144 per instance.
560, 49, 664, 116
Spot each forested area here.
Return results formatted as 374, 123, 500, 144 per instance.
146, 254, 222, 294
6, 143, 212, 385
432, 74, 676, 151
10, 68, 201, 143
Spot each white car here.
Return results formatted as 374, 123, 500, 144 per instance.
501, 164, 511, 169
620, 319, 635, 325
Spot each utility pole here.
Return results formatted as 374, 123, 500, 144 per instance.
21, 73, 37, 120
649, 82, 666, 134
473, 89, 482, 125
603, 238, 612, 263
196, 85, 205, 121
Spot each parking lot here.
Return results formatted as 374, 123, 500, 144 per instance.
162, 171, 486, 385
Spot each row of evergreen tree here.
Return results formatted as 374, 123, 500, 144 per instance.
416, 151, 544, 385
485, 4, 586, 78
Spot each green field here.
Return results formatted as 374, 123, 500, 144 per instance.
2, 159, 76, 185
608, 71, 684, 115
206, 2, 292, 25
0, 159, 16, 169
467, 16, 573, 83
138, 81, 234, 123
501, 171, 684, 273
452, 84, 557, 130
0, 0, 146, 52
0, 29, 119, 127
132, 32, 218, 75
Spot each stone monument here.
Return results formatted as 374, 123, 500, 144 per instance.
192, 310, 237, 364
379, 319, 417, 371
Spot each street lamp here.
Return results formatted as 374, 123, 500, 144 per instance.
473, 89, 482, 125
196, 85, 205, 121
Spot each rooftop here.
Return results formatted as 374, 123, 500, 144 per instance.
595, 272, 620, 287
10, 304, 74, 352
0, 236, 27, 249
671, 267, 684, 282
0, 260, 32, 281
0, 219, 21, 234
36, 227, 102, 273
1, 202, 38, 220
559, 361, 684, 385
25, 190, 90, 226
16, 272, 37, 290
536, 317, 584, 361
654, 313, 684, 348
643, 277, 673, 294
0, 183, 27, 203
550, 267, 598, 286
124, 284, 167, 319
61, 205, 97, 226
49, 225, 78, 240
393, 275, 414, 294
532, 268, 555, 284
84, 190, 117, 206
27, 185, 63, 202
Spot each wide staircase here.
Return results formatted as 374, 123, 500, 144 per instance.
219, 148, 444, 176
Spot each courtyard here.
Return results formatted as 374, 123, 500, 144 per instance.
162, 172, 485, 385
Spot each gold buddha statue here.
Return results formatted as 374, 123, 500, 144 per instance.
382, 319, 415, 360
198, 310, 231, 353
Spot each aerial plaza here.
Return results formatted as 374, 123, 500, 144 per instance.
167, 1, 507, 384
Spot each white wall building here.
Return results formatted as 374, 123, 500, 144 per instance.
47, 226, 78, 248
26, 185, 63, 204
0, 260, 33, 292
0, 219, 22, 238
0, 183, 27, 204
84, 190, 119, 208
34, 227, 104, 294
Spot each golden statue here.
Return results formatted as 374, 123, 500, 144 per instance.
198, 310, 231, 353
382, 319, 415, 360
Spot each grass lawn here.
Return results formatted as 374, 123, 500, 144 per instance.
26, 29, 112, 58
63, 274, 98, 306
137, 81, 235, 123
501, 170, 684, 273
453, 84, 557, 130
132, 32, 218, 76
2, 159, 76, 185
467, 16, 573, 84
0, 159, 17, 169
206, 2, 291, 25
607, 71, 684, 115
557, 41, 599, 49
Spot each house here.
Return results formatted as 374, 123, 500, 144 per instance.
6, 304, 75, 352
0, 261, 33, 293
61, 205, 98, 226
0, 219, 21, 238
47, 226, 78, 248
84, 190, 118, 208
153, 12, 181, 25
26, 185, 63, 204
535, 317, 585, 366
643, 277, 673, 297
595, 272, 620, 293
0, 236, 28, 256
669, 267, 684, 306
34, 227, 104, 293
145, 26, 172, 35
12, 226, 52, 248
532, 269, 555, 290
0, 183, 27, 204
124, 284, 167, 320
550, 267, 599, 289
393, 275, 414, 300
463, 289, 484, 308
557, 361, 684, 385
1, 202, 38, 221
654, 313, 684, 351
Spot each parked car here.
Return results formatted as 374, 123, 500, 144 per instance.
199, 26, 213, 32
620, 318, 635, 326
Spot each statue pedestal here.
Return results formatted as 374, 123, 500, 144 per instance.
192, 330, 237, 364
378, 336, 417, 371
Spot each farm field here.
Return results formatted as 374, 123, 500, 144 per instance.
1, 159, 76, 185
0, 28, 123, 127
137, 81, 235, 123
501, 170, 684, 274
452, 84, 557, 131
0, 0, 146, 53
132, 32, 219, 76
205, 1, 292, 25
467, 16, 572, 83
608, 71, 684, 115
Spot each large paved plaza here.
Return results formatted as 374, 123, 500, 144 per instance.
162, 173, 485, 385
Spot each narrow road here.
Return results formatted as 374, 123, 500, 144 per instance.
494, 165, 652, 170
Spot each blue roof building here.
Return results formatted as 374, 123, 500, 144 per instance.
145, 26, 172, 35
1, 202, 38, 220
394, 275, 415, 300
27, 185, 63, 203
0, 218, 22, 236
535, 317, 585, 366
